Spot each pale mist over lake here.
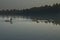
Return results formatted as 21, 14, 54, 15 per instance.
0, 0, 60, 40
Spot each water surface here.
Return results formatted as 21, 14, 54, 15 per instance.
0, 16, 60, 40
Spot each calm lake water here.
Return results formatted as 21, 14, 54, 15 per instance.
0, 16, 60, 40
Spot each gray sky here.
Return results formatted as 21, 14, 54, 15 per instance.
0, 0, 60, 10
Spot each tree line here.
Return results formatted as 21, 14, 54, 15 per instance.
0, 3, 60, 16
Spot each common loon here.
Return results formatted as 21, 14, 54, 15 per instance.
5, 18, 12, 22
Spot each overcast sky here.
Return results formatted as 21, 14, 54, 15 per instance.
0, 0, 60, 10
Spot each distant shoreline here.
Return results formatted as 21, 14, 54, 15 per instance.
0, 3, 60, 16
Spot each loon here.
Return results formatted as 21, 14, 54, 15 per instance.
5, 18, 12, 22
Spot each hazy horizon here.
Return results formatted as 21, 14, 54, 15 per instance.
0, 0, 60, 10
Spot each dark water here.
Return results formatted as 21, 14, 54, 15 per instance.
0, 15, 60, 40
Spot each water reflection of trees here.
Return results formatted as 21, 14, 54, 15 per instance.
30, 16, 60, 25
0, 15, 60, 25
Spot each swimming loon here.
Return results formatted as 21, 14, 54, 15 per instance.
5, 18, 12, 22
